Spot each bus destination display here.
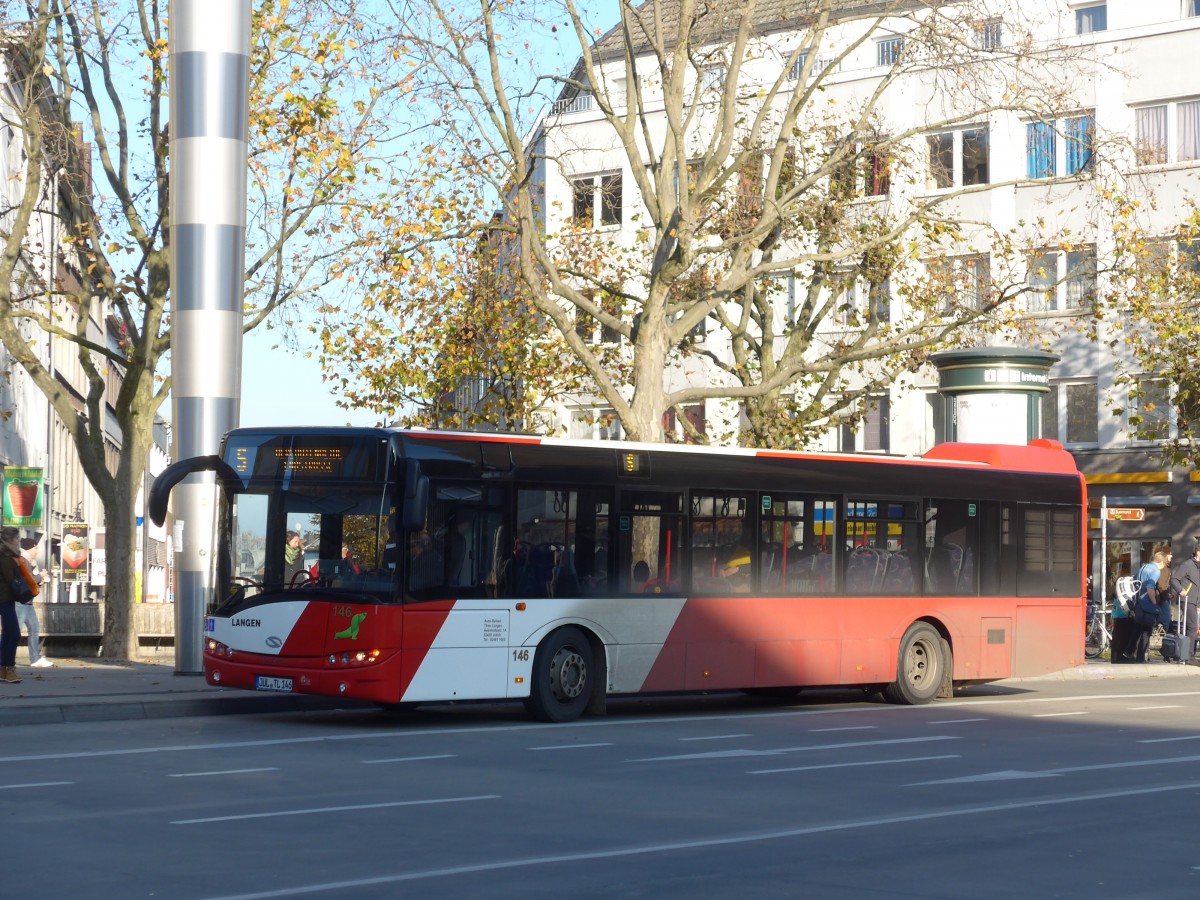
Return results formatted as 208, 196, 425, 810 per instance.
226, 435, 385, 482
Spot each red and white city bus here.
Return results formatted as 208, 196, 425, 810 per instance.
150, 428, 1086, 722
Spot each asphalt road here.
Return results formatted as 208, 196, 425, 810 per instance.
2, 679, 1199, 899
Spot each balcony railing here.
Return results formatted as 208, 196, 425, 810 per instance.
552, 92, 594, 116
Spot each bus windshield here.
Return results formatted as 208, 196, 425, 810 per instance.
215, 477, 396, 610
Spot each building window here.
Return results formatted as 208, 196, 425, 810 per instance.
840, 395, 891, 453
701, 65, 726, 93
575, 291, 623, 344
1136, 106, 1169, 165
1135, 101, 1200, 165
829, 138, 891, 197
1064, 115, 1095, 174
1180, 237, 1200, 277
1075, 4, 1107, 35
1130, 378, 1173, 443
1025, 247, 1096, 312
928, 254, 991, 311
975, 19, 1003, 49
1064, 249, 1097, 307
1044, 382, 1098, 445
570, 173, 622, 228
609, 77, 627, 109
877, 37, 904, 67
572, 408, 624, 440
1026, 114, 1094, 178
926, 128, 989, 189
598, 408, 622, 441
831, 274, 858, 326
1188, 0, 1200, 18
868, 278, 890, 323
790, 51, 836, 81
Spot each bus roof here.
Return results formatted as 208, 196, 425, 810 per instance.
221, 427, 1080, 479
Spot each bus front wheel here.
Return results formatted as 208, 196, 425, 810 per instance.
525, 627, 593, 723
884, 623, 947, 705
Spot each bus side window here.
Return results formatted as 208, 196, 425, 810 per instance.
619, 490, 683, 595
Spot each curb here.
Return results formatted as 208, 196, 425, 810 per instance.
0, 692, 370, 726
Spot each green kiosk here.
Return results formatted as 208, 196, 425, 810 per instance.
930, 347, 1059, 444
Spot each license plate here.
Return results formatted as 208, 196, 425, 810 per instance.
254, 676, 294, 693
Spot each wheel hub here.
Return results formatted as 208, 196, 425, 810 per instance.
550, 647, 586, 700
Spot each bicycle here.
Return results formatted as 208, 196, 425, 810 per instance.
1084, 599, 1112, 659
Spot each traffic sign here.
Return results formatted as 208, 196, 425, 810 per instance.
1105, 507, 1146, 521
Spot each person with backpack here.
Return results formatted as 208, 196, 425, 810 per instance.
1170, 540, 1200, 640
0, 527, 24, 683
1127, 548, 1172, 663
1110, 566, 1140, 664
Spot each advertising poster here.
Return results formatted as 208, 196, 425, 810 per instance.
3, 466, 44, 527
61, 523, 90, 583
91, 528, 106, 587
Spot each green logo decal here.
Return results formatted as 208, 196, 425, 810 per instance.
334, 612, 367, 640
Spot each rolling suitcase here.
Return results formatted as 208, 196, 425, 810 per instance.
1160, 584, 1195, 663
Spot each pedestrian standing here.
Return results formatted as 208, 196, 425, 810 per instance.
0, 526, 24, 683
18, 539, 52, 668
1128, 548, 1171, 663
1170, 539, 1200, 638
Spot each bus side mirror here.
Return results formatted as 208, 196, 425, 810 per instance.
149, 455, 241, 527
401, 458, 428, 531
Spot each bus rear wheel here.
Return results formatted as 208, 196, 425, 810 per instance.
884, 623, 947, 705
525, 627, 593, 723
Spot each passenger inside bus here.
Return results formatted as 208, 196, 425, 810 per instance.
283, 531, 306, 587
408, 530, 443, 591
720, 547, 752, 592
632, 560, 651, 591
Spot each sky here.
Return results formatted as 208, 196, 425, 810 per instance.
238, 328, 379, 429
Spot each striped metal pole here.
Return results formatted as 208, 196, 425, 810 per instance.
168, 0, 250, 673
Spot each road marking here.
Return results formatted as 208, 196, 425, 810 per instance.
678, 734, 752, 742
0, 781, 72, 790
1128, 705, 1182, 710
1032, 711, 1087, 718
362, 755, 456, 764
633, 735, 960, 763
528, 743, 613, 751
928, 718, 987, 724
910, 752, 1200, 785
4, 689, 1199, 765
168, 768, 279, 778
1139, 734, 1200, 744
172, 794, 500, 825
191, 782, 1199, 899
809, 726, 876, 733
749, 754, 959, 775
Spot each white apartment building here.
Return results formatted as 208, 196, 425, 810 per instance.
526, 0, 1200, 588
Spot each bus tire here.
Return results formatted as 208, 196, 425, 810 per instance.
884, 623, 946, 705
524, 627, 593, 723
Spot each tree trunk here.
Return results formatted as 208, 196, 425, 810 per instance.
100, 494, 138, 660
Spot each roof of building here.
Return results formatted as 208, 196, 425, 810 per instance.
591, 0, 924, 58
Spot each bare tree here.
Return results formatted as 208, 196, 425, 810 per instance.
351, 0, 1113, 446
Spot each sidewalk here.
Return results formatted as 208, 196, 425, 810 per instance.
0, 655, 1197, 727
0, 656, 366, 726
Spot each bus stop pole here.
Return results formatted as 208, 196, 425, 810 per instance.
167, 0, 250, 673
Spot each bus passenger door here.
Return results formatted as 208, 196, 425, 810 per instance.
399, 607, 510, 702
